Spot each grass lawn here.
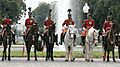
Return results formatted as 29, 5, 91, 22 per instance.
0, 51, 119, 58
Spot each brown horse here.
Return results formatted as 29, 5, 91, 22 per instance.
43, 23, 57, 61
2, 25, 13, 61
103, 24, 116, 62
23, 24, 39, 61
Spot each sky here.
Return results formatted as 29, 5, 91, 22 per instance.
26, 0, 59, 11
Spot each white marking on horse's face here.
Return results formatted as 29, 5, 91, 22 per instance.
68, 25, 76, 39
70, 33, 74, 39
94, 29, 100, 43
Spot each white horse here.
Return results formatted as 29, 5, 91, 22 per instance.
85, 27, 99, 62
64, 25, 78, 61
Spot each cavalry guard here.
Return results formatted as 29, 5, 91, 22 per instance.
43, 9, 54, 61
44, 9, 54, 35
81, 13, 95, 52
83, 13, 95, 33
62, 9, 75, 34
23, 7, 36, 35
0, 16, 16, 44
82, 13, 95, 62
60, 9, 76, 45
62, 9, 76, 61
102, 15, 113, 61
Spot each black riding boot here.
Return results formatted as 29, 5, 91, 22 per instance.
12, 34, 16, 44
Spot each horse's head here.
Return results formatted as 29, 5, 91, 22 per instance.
88, 27, 99, 44
67, 25, 78, 39
29, 23, 38, 35
93, 28, 100, 44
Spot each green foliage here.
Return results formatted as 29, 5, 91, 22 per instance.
80, 0, 120, 31
32, 2, 50, 32
0, 0, 26, 23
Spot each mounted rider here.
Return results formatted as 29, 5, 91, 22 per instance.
82, 13, 95, 36
23, 7, 36, 35
0, 15, 16, 44
103, 15, 113, 36
62, 9, 75, 34
62, 9, 76, 46
43, 9, 54, 35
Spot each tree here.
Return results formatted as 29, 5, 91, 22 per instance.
32, 2, 50, 32
0, 0, 26, 24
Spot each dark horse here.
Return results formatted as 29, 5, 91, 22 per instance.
115, 32, 120, 59
23, 24, 39, 61
43, 23, 57, 61
2, 25, 13, 61
102, 24, 116, 62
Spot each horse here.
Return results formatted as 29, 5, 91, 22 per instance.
115, 32, 120, 59
85, 27, 99, 62
102, 23, 116, 62
2, 24, 13, 61
64, 25, 78, 62
23, 23, 39, 61
43, 23, 57, 61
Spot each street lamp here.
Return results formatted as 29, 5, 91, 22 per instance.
83, 3, 90, 19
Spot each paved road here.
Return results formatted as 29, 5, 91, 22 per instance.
0, 58, 120, 67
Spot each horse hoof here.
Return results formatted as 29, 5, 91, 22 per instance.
1, 59, 4, 61
27, 59, 30, 61
71, 58, 75, 62
113, 60, 116, 62
46, 59, 48, 61
107, 60, 109, 62
35, 59, 37, 61
85, 59, 90, 62
51, 59, 54, 61
65, 60, 68, 62
103, 58, 105, 61
8, 59, 11, 61
91, 60, 94, 62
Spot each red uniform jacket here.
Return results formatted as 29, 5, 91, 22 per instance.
44, 19, 54, 30
62, 19, 74, 27
103, 21, 112, 32
3, 18, 12, 25
62, 19, 75, 33
83, 19, 95, 29
25, 18, 34, 30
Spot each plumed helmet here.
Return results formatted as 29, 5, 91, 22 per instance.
68, 9, 72, 17
48, 9, 52, 17
28, 7, 32, 16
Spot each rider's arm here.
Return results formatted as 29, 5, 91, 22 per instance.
62, 20, 66, 27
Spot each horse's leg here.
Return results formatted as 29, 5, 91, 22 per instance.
50, 43, 54, 61
65, 45, 69, 61
107, 50, 110, 62
70, 45, 75, 61
82, 36, 85, 54
85, 42, 90, 62
90, 44, 94, 62
103, 49, 106, 61
2, 45, 7, 61
118, 45, 120, 59
60, 33, 62, 45
34, 44, 37, 61
112, 47, 116, 62
73, 34, 76, 46
26, 44, 31, 61
8, 38, 11, 61
46, 43, 50, 61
